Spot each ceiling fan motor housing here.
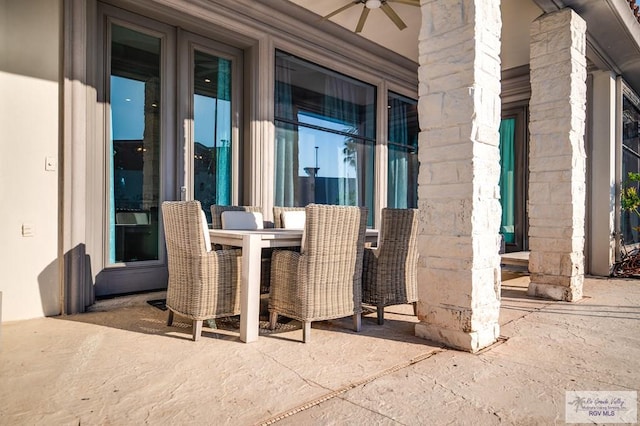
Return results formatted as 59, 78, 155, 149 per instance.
366, 0, 382, 9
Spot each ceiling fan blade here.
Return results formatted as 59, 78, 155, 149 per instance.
322, 1, 359, 20
380, 3, 407, 30
387, 0, 420, 6
355, 7, 370, 33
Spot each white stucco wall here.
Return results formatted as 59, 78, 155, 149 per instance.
0, 0, 61, 321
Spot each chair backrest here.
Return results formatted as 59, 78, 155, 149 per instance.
301, 204, 367, 294
273, 206, 306, 228
378, 208, 419, 256
210, 205, 263, 229
281, 210, 306, 229
162, 200, 208, 257
221, 211, 264, 230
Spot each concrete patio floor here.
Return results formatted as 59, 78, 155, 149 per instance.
1, 272, 639, 425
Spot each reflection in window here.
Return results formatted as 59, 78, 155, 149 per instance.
388, 92, 418, 209
193, 51, 232, 223
109, 24, 161, 263
622, 93, 640, 245
274, 50, 375, 224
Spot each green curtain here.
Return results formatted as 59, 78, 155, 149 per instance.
499, 118, 516, 244
216, 57, 232, 205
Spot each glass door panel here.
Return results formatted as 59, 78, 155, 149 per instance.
193, 50, 233, 222
109, 24, 161, 264
499, 117, 516, 245
499, 108, 528, 253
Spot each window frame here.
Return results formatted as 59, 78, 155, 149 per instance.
93, 4, 177, 296
177, 30, 244, 219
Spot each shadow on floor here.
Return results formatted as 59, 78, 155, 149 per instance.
57, 293, 434, 346
55, 268, 546, 345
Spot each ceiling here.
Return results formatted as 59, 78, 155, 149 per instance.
532, 0, 640, 92
288, 0, 545, 70
287, 0, 422, 61
287, 0, 640, 93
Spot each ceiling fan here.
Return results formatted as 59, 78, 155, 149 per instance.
322, 0, 420, 33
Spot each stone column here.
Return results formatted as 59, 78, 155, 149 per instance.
527, 9, 587, 301
415, 0, 502, 352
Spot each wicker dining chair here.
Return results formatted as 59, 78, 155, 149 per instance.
269, 204, 368, 342
210, 204, 271, 293
161, 200, 242, 341
362, 208, 419, 325
273, 206, 306, 228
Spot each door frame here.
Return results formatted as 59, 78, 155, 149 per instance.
93, 4, 176, 296
176, 30, 244, 207
93, 5, 245, 297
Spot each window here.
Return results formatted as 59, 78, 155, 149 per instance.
274, 50, 376, 222
622, 92, 640, 245
387, 92, 418, 208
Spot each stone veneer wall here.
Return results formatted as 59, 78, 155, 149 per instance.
527, 9, 587, 301
414, 0, 502, 352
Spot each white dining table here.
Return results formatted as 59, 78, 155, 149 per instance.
209, 228, 378, 343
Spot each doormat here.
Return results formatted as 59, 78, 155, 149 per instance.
147, 299, 167, 311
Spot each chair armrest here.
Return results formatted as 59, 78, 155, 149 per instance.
200, 249, 242, 290
269, 249, 301, 310
271, 250, 300, 281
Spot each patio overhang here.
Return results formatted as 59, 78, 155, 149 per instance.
533, 0, 640, 94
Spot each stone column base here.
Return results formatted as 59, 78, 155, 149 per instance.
415, 322, 499, 353
528, 281, 583, 302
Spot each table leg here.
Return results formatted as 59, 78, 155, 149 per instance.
239, 234, 261, 343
